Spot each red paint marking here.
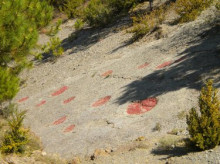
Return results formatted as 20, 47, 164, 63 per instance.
53, 116, 67, 125
127, 98, 157, 115
156, 61, 172, 69
174, 55, 188, 63
63, 96, 75, 104
101, 70, 113, 77
92, 96, 111, 107
36, 100, 46, 107
18, 97, 29, 103
64, 124, 75, 132
138, 63, 149, 69
127, 103, 142, 115
141, 98, 157, 107
52, 86, 68, 96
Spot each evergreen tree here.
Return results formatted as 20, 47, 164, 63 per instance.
0, 67, 19, 105
187, 80, 220, 150
0, 0, 53, 69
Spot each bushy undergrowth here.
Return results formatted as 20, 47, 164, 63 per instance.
1, 107, 28, 154
35, 37, 64, 62
175, 0, 214, 23
187, 80, 220, 150
130, 4, 167, 40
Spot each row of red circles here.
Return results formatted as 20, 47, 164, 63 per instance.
18, 55, 187, 132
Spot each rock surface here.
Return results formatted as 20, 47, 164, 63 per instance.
14, 4, 220, 163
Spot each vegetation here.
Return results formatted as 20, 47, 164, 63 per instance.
63, 0, 84, 18
130, 4, 167, 40
1, 107, 28, 154
0, 68, 19, 105
187, 80, 220, 150
177, 110, 187, 120
47, 19, 62, 36
35, 37, 64, 62
175, 0, 214, 23
0, 0, 53, 70
74, 19, 85, 31
158, 136, 184, 150
153, 122, 162, 132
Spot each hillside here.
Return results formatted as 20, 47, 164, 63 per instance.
1, 1, 219, 163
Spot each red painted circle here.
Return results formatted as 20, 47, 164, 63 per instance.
63, 96, 75, 104
36, 100, 46, 107
18, 97, 29, 103
138, 63, 149, 69
101, 70, 113, 77
92, 96, 111, 107
52, 86, 68, 96
156, 61, 172, 69
141, 98, 157, 107
127, 98, 157, 115
64, 124, 75, 132
127, 103, 142, 115
53, 116, 67, 125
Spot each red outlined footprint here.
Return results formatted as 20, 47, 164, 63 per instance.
53, 116, 67, 125
63, 96, 75, 104
138, 63, 149, 69
92, 96, 111, 107
101, 70, 113, 77
156, 61, 172, 69
18, 97, 29, 103
64, 124, 75, 133
36, 100, 46, 107
52, 86, 68, 96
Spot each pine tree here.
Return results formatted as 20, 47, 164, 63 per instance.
0, 0, 53, 69
0, 67, 19, 105
187, 80, 220, 150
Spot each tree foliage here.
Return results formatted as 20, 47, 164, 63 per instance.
0, 68, 19, 104
0, 0, 53, 68
187, 80, 220, 150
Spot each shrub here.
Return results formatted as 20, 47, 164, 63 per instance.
175, 0, 214, 23
83, 0, 112, 27
74, 19, 85, 31
0, 0, 53, 70
158, 136, 183, 150
47, 19, 62, 36
63, 0, 84, 18
1, 107, 28, 154
48, 37, 64, 58
153, 122, 162, 131
187, 80, 220, 150
130, 5, 165, 40
0, 68, 19, 105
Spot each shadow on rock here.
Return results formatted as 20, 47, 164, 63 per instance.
116, 24, 220, 105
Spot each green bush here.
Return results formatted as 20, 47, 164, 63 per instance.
0, 68, 19, 104
63, 0, 84, 18
0, 0, 53, 69
175, 0, 214, 22
47, 19, 62, 36
130, 5, 165, 40
48, 37, 64, 58
82, 0, 145, 27
83, 0, 112, 27
1, 107, 28, 154
74, 19, 85, 31
187, 80, 220, 150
